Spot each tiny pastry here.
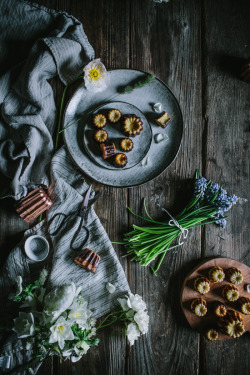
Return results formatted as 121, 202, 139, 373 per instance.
114, 153, 127, 168
213, 302, 227, 318
191, 298, 207, 317
238, 297, 250, 315
93, 114, 107, 128
122, 116, 143, 137
74, 248, 101, 274
205, 328, 219, 342
194, 277, 210, 294
100, 142, 116, 159
227, 267, 243, 285
208, 266, 225, 283
222, 284, 239, 302
155, 112, 171, 128
108, 109, 122, 123
94, 129, 108, 143
219, 310, 245, 338
120, 138, 134, 152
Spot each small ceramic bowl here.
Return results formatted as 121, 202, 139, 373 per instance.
24, 235, 49, 261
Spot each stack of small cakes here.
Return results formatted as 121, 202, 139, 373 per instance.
190, 265, 248, 341
92, 108, 143, 168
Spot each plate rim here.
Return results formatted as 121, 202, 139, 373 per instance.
63, 68, 184, 188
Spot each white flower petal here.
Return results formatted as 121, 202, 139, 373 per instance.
44, 283, 77, 322
83, 58, 109, 93
134, 310, 149, 334
117, 297, 130, 312
128, 292, 147, 312
71, 356, 82, 363
126, 323, 140, 346
106, 282, 116, 294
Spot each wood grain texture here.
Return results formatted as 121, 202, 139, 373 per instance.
0, 0, 248, 374
127, 1, 202, 374
201, 0, 250, 374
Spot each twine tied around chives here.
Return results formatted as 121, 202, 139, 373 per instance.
161, 208, 189, 245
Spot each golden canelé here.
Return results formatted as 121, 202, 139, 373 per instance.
194, 277, 210, 295
208, 266, 225, 283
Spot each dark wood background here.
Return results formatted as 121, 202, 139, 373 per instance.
0, 0, 249, 374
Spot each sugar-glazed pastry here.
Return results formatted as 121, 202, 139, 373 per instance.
227, 267, 243, 285
194, 277, 210, 295
100, 142, 116, 159
114, 153, 127, 168
213, 301, 227, 318
155, 112, 171, 128
238, 297, 250, 315
120, 138, 134, 152
219, 310, 245, 338
205, 328, 219, 342
191, 298, 207, 317
94, 129, 108, 143
122, 116, 143, 137
208, 266, 225, 283
93, 114, 107, 128
74, 248, 101, 274
108, 109, 122, 123
222, 284, 239, 302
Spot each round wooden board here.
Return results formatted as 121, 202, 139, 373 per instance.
181, 257, 250, 340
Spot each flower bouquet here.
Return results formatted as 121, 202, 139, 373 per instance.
121, 170, 240, 275
8, 271, 149, 374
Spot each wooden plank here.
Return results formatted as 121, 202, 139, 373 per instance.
201, 0, 250, 373
127, 0, 202, 374
54, 1, 130, 374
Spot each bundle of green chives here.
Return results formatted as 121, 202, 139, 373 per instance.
121, 170, 239, 275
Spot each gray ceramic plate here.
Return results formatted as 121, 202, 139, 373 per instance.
84, 101, 152, 170
63, 69, 183, 187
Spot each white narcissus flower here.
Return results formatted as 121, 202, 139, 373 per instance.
127, 292, 147, 312
126, 322, 141, 346
44, 283, 81, 322
68, 298, 92, 329
49, 316, 74, 350
13, 312, 35, 338
83, 58, 110, 93
134, 310, 149, 334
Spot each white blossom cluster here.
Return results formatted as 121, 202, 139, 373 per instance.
11, 276, 97, 363
118, 292, 149, 346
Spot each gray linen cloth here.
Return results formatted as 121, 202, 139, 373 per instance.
0, 1, 130, 373
0, 0, 94, 199
0, 147, 130, 373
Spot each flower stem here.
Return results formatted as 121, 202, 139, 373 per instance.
55, 75, 84, 151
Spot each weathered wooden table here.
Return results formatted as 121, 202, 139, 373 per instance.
1, 0, 249, 374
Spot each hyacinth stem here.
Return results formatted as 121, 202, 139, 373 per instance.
55, 75, 84, 150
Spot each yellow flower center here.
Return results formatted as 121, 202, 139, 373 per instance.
89, 69, 100, 80
75, 312, 80, 318
58, 325, 64, 332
